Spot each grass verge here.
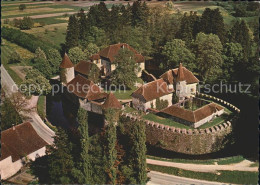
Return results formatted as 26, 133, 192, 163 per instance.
148, 164, 258, 184
37, 96, 46, 119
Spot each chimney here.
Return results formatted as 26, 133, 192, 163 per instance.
12, 124, 15, 130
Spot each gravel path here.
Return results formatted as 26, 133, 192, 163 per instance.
147, 158, 258, 173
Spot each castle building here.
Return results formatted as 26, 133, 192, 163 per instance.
131, 79, 174, 112
60, 54, 122, 115
60, 53, 75, 85
160, 63, 199, 102
90, 43, 145, 77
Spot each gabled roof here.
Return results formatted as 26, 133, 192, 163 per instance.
60, 53, 74, 68
160, 103, 224, 123
131, 79, 174, 102
75, 60, 98, 76
102, 93, 122, 109
160, 63, 199, 84
1, 122, 48, 162
90, 43, 145, 63
67, 75, 106, 100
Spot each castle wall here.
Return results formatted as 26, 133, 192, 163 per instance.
124, 94, 240, 155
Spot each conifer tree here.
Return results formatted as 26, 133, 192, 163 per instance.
65, 15, 80, 50
103, 109, 117, 184
77, 8, 88, 46
130, 120, 147, 184
77, 108, 90, 184
47, 128, 75, 184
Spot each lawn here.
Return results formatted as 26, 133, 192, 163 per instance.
33, 16, 69, 25
1, 43, 24, 85
147, 155, 245, 165
142, 113, 190, 129
23, 23, 67, 48
148, 164, 258, 184
197, 114, 227, 129
108, 88, 136, 100
37, 96, 46, 120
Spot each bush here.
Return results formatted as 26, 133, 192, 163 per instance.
3, 19, 9, 24
155, 98, 168, 110
9, 51, 22, 64
39, 22, 46, 27
19, 4, 26, 11
1, 26, 55, 53
19, 16, 34, 30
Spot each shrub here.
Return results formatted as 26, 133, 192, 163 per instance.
3, 19, 9, 24
155, 98, 169, 110
1, 26, 55, 53
39, 22, 46, 27
9, 51, 22, 64
19, 16, 34, 30
19, 4, 26, 11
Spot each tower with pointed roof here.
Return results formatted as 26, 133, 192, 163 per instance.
175, 63, 187, 101
60, 53, 75, 84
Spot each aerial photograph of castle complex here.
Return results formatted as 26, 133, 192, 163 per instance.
0, 0, 259, 184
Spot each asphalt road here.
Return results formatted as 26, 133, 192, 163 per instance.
148, 171, 224, 185
1, 65, 55, 144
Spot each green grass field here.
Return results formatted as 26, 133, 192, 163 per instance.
147, 155, 245, 165
148, 164, 258, 184
143, 113, 191, 129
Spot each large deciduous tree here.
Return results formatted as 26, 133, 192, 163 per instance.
111, 48, 139, 88
194, 32, 223, 82
161, 39, 195, 70
68, 47, 86, 64
23, 68, 52, 96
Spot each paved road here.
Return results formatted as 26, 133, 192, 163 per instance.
148, 171, 224, 185
1, 65, 55, 144
147, 158, 258, 173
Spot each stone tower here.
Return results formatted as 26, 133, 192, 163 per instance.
60, 53, 75, 85
175, 63, 187, 101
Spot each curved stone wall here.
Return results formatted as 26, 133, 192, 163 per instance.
123, 94, 240, 155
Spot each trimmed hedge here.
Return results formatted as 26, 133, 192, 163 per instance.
1, 26, 56, 53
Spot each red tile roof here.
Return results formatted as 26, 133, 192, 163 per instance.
67, 75, 106, 100
60, 53, 74, 68
160, 64, 199, 84
131, 79, 174, 102
74, 60, 98, 76
1, 122, 48, 162
90, 43, 145, 63
160, 103, 224, 123
102, 93, 122, 109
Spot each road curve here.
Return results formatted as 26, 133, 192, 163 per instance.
1, 65, 55, 144
148, 171, 224, 185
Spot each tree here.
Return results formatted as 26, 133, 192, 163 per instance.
177, 12, 194, 45
19, 16, 34, 30
230, 20, 251, 59
85, 26, 109, 48
23, 68, 52, 96
8, 51, 21, 64
68, 47, 86, 64
46, 49, 62, 75
88, 64, 101, 84
34, 58, 53, 78
1, 96, 22, 130
111, 48, 139, 88
200, 8, 226, 43
47, 128, 76, 184
77, 9, 88, 43
65, 15, 80, 50
84, 43, 99, 58
19, 4, 26, 11
131, 1, 149, 27
222, 42, 243, 81
161, 39, 195, 70
194, 32, 223, 82
129, 120, 147, 184
103, 109, 118, 184
34, 47, 47, 61
76, 108, 90, 184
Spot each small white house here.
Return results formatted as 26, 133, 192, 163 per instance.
0, 122, 48, 180
131, 79, 174, 112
